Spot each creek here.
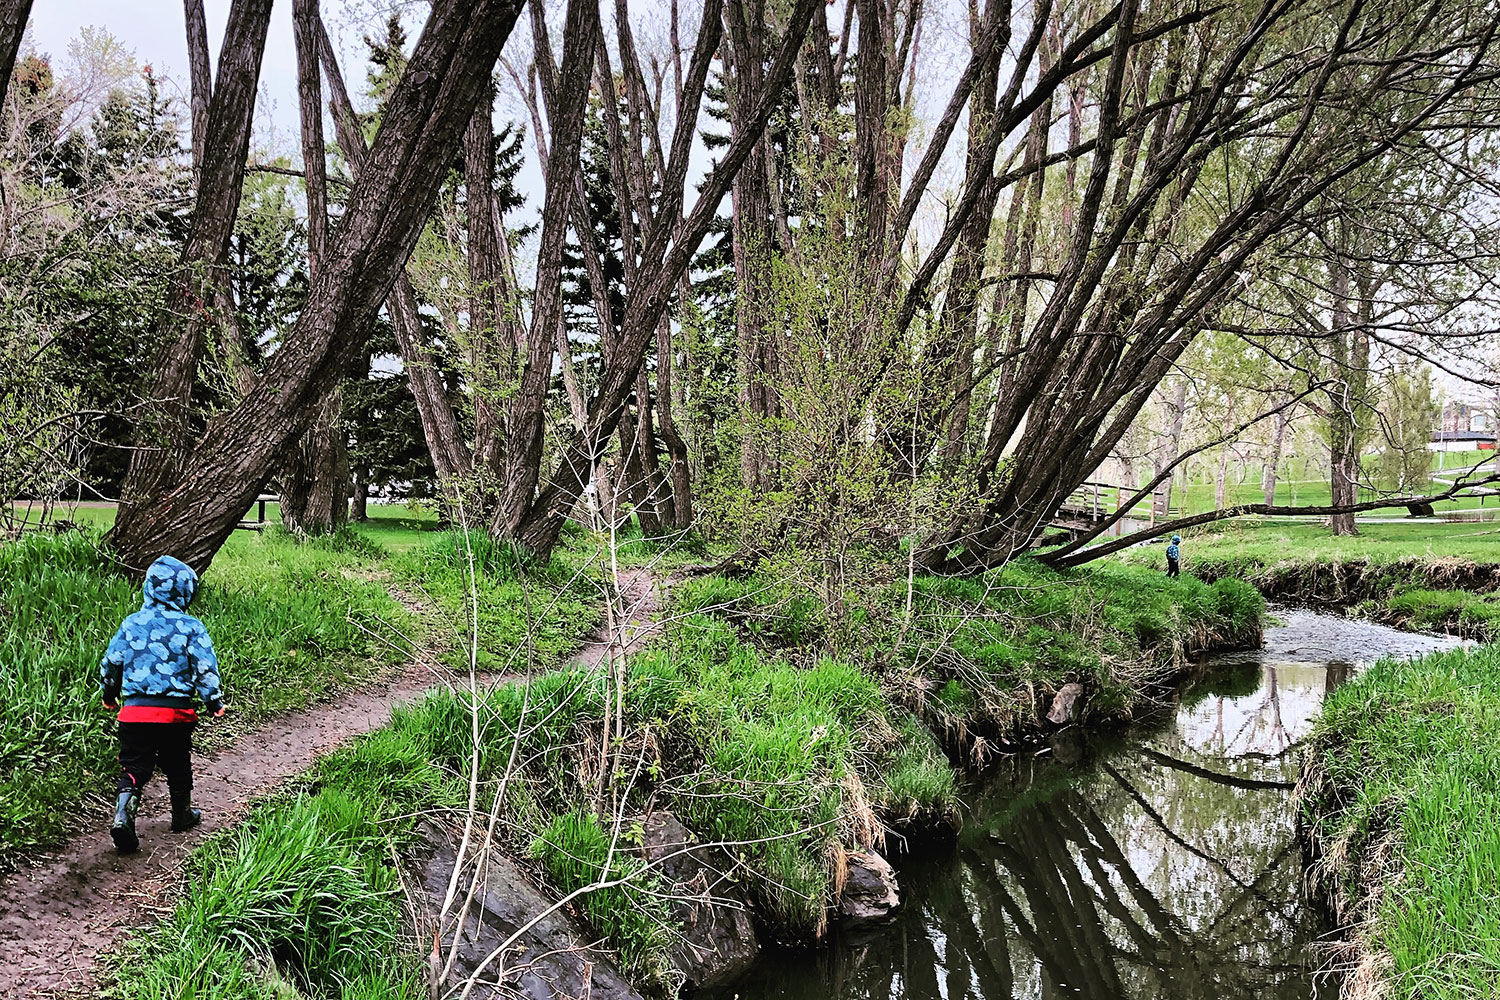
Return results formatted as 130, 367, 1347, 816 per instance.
705, 608, 1464, 1000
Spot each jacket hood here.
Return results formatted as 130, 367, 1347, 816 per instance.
142, 555, 198, 611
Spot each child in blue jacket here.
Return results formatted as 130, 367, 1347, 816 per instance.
1165, 534, 1182, 578
100, 555, 225, 852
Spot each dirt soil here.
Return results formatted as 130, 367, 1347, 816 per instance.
0, 567, 661, 999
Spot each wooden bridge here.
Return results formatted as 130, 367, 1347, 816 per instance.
1049, 481, 1177, 537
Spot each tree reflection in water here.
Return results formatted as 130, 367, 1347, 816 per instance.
708, 650, 1365, 1000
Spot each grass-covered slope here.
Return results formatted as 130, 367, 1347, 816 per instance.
88, 540, 1263, 998
109, 722, 458, 1000
0, 527, 411, 863
1300, 645, 1500, 999
676, 558, 1263, 747
1122, 521, 1500, 638
906, 560, 1261, 734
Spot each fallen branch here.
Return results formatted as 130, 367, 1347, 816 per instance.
1044, 467, 1500, 568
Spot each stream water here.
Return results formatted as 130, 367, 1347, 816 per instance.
706, 609, 1465, 1000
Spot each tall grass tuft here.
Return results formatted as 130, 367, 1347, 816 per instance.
111, 791, 425, 999
530, 810, 675, 985
0, 528, 409, 863
1303, 644, 1500, 1000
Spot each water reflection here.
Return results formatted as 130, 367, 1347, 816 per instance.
708, 613, 1461, 1000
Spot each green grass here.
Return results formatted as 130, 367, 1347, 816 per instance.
1129, 518, 1500, 568
1303, 644, 1500, 998
904, 559, 1262, 734
530, 810, 674, 985
1122, 520, 1500, 637
107, 711, 460, 999
1369, 588, 1500, 640
0, 526, 412, 863
388, 528, 600, 672
365, 593, 959, 968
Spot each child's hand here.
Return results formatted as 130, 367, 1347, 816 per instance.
212, 706, 227, 719
102, 699, 117, 711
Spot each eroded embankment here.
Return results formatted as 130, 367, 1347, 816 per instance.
879, 560, 1264, 762
1193, 554, 1500, 640
78, 556, 1271, 1000
1295, 639, 1500, 1000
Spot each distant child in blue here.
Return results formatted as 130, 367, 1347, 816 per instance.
99, 555, 225, 853
1165, 534, 1182, 578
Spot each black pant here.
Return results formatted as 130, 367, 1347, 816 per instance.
1166, 556, 1180, 578
117, 721, 196, 795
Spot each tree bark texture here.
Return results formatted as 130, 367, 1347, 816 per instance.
278, 0, 352, 535
490, 0, 599, 538
117, 0, 273, 526
182, 0, 212, 187
465, 84, 507, 471
0, 0, 35, 116
109, 0, 528, 575
318, 14, 472, 491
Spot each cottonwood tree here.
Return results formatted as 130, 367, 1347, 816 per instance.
109, 0, 529, 573
902, 0, 1500, 569
278, 0, 352, 535
115, 0, 272, 518
488, 0, 825, 558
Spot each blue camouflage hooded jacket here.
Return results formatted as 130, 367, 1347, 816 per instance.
100, 555, 223, 712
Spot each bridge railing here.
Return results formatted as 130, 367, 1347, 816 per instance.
1055, 482, 1184, 531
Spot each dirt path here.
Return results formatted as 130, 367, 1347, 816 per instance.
0, 567, 662, 999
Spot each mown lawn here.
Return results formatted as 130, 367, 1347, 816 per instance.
1303, 644, 1500, 999
1126, 518, 1500, 567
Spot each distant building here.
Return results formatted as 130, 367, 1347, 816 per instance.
1430, 429, 1495, 452
1439, 401, 1489, 434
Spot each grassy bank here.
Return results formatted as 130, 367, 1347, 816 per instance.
677, 558, 1262, 750
0, 526, 412, 862
91, 541, 1265, 998
1127, 520, 1500, 639
108, 719, 455, 999
1300, 644, 1500, 998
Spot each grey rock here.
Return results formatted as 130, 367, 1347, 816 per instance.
836, 849, 900, 926
418, 824, 644, 1000
1047, 682, 1086, 725
638, 811, 759, 990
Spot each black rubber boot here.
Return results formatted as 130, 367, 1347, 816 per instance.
169, 789, 201, 833
110, 791, 139, 853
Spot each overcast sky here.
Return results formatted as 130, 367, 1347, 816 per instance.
29, 1, 976, 255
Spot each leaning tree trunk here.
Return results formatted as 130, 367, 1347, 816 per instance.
317, 14, 472, 497
278, 0, 352, 535
182, 0, 212, 188
108, 0, 528, 576
0, 0, 35, 115
115, 0, 272, 536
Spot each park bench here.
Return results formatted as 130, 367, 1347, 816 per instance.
235, 495, 277, 531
